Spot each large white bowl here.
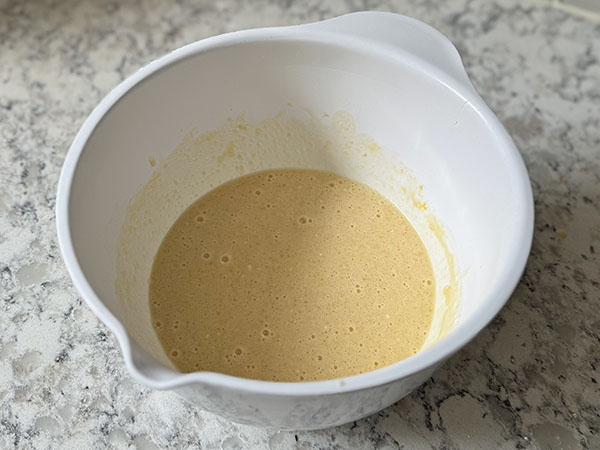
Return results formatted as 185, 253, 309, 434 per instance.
56, 12, 533, 430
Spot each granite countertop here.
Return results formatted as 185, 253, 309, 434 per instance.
1, 0, 599, 448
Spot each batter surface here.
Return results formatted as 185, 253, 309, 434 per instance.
149, 169, 435, 381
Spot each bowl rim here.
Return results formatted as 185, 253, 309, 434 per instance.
56, 12, 534, 396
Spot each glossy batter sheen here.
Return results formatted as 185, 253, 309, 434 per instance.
149, 169, 435, 381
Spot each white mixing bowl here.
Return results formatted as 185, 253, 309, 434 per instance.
56, 12, 533, 430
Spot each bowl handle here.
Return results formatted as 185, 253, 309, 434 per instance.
304, 11, 476, 94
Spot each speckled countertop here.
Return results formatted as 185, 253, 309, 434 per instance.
1, 0, 599, 448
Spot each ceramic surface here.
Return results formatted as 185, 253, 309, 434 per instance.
56, 12, 532, 430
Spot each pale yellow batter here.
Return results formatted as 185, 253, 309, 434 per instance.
149, 169, 435, 381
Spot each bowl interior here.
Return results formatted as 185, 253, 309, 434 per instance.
66, 38, 529, 376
